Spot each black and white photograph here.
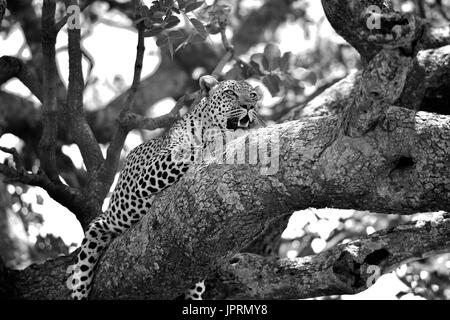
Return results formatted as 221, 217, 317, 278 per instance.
0, 0, 449, 308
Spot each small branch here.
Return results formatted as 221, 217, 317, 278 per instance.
0, 56, 43, 102
100, 1, 145, 188
211, 18, 234, 78
0, 153, 95, 228
39, 0, 59, 182
126, 95, 187, 130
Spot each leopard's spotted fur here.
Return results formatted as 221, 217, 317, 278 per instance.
67, 76, 262, 299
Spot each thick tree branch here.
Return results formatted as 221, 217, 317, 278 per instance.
208, 213, 450, 299
39, 0, 59, 181
66, 0, 104, 177
5, 106, 449, 299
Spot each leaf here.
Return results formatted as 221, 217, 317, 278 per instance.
165, 16, 180, 28
185, 1, 204, 13
264, 43, 281, 60
264, 43, 281, 71
251, 53, 269, 71
280, 52, 292, 73
262, 74, 281, 96
144, 27, 164, 37
190, 18, 207, 40
156, 34, 169, 47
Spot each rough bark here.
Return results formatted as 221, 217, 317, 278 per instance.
4, 106, 449, 299
207, 213, 450, 299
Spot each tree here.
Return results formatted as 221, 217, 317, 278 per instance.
0, 0, 449, 299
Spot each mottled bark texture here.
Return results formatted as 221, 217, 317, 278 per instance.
4, 106, 449, 299
207, 213, 450, 299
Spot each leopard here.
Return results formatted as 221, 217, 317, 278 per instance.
67, 75, 263, 300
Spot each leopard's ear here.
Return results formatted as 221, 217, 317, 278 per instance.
199, 75, 219, 95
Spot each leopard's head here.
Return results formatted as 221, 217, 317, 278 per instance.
199, 76, 264, 130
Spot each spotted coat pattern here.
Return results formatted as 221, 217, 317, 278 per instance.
68, 77, 262, 299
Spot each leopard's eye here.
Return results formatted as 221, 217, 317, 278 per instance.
224, 90, 236, 97
249, 92, 258, 99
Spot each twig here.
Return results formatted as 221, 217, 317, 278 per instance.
128, 95, 187, 130
100, 0, 146, 187
211, 18, 234, 78
0, 153, 93, 227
